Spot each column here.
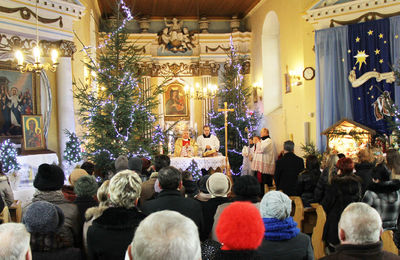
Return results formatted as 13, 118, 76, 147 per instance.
202, 75, 211, 125
56, 57, 75, 161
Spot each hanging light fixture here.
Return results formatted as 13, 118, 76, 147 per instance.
14, 0, 59, 74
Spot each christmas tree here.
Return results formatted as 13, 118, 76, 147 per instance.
74, 1, 163, 172
63, 129, 83, 164
209, 38, 261, 174
0, 139, 20, 173
187, 159, 202, 181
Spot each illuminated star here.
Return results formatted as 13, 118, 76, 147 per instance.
379, 59, 383, 64
356, 37, 360, 42
374, 49, 380, 55
379, 33, 383, 39
368, 30, 373, 35
396, 35, 399, 39
354, 50, 369, 70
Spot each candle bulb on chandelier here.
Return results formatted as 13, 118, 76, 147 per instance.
51, 49, 59, 64
15, 50, 24, 66
33, 46, 41, 64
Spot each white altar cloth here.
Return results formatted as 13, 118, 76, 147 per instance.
12, 153, 59, 207
170, 155, 228, 171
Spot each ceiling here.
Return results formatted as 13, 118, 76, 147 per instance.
97, 0, 262, 19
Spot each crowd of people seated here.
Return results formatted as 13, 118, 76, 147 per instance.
1, 146, 400, 259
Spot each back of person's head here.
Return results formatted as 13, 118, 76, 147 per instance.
23, 201, 64, 234
386, 149, 400, 175
81, 161, 95, 175
74, 175, 98, 197
109, 170, 142, 209
154, 155, 171, 172
339, 202, 382, 245
305, 155, 320, 171
158, 166, 181, 190
233, 175, 260, 200
68, 168, 88, 187
216, 202, 264, 251
128, 157, 143, 174
283, 140, 294, 153
115, 155, 129, 172
338, 153, 346, 159
371, 163, 391, 182
129, 210, 201, 260
357, 149, 374, 164
34, 164, 65, 191
97, 180, 110, 206
260, 191, 292, 220
182, 171, 192, 181
206, 172, 232, 198
197, 174, 210, 194
336, 157, 354, 175
0, 223, 31, 260
326, 153, 339, 170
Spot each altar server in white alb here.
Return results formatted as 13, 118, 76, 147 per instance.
197, 125, 220, 157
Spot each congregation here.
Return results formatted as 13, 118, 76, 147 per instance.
1, 132, 400, 259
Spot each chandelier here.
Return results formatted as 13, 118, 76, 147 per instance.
14, 1, 59, 74
184, 83, 218, 100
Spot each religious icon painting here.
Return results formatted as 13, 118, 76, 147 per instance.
22, 115, 46, 151
164, 82, 189, 120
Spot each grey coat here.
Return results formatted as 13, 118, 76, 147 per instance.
0, 175, 14, 207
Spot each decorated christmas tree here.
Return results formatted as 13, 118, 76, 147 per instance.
63, 129, 83, 164
74, 1, 163, 172
187, 159, 202, 181
209, 38, 261, 174
0, 139, 20, 173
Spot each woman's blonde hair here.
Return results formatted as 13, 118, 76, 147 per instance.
357, 148, 374, 164
109, 170, 142, 209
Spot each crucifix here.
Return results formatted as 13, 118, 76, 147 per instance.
218, 102, 234, 176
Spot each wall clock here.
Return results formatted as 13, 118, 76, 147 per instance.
303, 67, 315, 80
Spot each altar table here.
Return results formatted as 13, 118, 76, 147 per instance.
170, 155, 228, 172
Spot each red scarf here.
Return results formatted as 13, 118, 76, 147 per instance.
182, 139, 191, 146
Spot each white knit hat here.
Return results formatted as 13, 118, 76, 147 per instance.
260, 191, 292, 220
206, 172, 232, 197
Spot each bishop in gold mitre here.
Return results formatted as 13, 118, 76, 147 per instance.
174, 129, 198, 157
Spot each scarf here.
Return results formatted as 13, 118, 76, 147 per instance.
182, 139, 190, 146
263, 217, 299, 241
261, 136, 270, 140
32, 190, 67, 204
203, 134, 211, 138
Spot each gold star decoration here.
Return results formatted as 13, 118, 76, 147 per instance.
374, 49, 380, 55
379, 59, 384, 64
356, 37, 360, 42
368, 30, 373, 35
354, 50, 369, 70
396, 35, 399, 39
379, 33, 384, 39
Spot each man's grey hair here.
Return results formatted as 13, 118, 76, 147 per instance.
158, 166, 181, 190
0, 223, 31, 260
109, 170, 142, 209
130, 210, 201, 260
339, 202, 382, 245
283, 140, 294, 153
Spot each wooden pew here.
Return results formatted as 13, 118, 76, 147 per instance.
290, 196, 304, 232
9, 200, 22, 223
381, 230, 398, 255
0, 206, 10, 224
310, 203, 326, 259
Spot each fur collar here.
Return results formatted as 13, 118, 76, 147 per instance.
93, 207, 146, 229
367, 180, 400, 193
0, 175, 8, 182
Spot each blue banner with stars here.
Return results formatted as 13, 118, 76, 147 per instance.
348, 18, 394, 134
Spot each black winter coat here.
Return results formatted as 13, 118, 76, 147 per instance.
274, 152, 304, 196
87, 207, 146, 260
297, 169, 320, 207
200, 197, 230, 239
355, 162, 375, 195
141, 189, 205, 240
322, 174, 362, 246
320, 242, 400, 260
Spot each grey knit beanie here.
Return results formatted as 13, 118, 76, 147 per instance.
115, 155, 129, 172
260, 191, 292, 220
128, 157, 142, 174
74, 175, 98, 197
23, 201, 64, 233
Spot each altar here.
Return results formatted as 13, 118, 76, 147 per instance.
12, 153, 59, 207
170, 155, 228, 172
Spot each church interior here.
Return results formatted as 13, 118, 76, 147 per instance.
1, 0, 400, 259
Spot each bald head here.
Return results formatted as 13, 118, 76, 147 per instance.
261, 128, 269, 137
339, 202, 382, 245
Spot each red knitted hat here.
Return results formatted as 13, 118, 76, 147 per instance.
216, 201, 265, 250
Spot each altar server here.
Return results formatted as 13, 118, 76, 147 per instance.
197, 125, 220, 157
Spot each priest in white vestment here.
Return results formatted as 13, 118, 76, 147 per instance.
196, 125, 220, 157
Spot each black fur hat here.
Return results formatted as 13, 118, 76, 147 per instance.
33, 163, 65, 191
